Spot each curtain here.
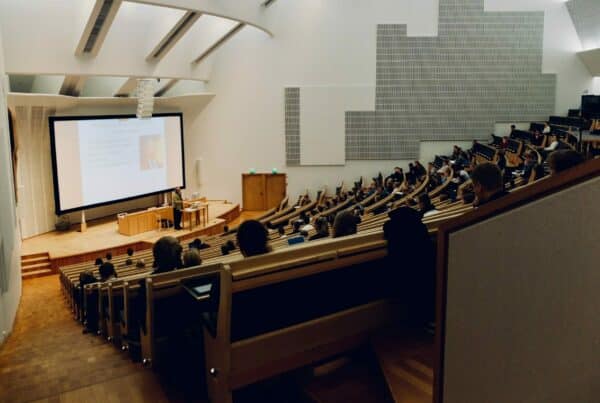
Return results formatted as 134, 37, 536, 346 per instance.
14, 106, 57, 238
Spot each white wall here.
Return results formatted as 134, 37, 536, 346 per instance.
185, 0, 594, 205
0, 23, 22, 346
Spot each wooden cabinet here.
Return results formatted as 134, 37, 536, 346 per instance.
242, 173, 287, 211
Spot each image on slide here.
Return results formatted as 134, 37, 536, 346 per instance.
139, 134, 165, 170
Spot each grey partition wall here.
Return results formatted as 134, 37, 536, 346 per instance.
440, 176, 600, 403
285, 0, 556, 164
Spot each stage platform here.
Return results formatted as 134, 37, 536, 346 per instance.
21, 201, 240, 262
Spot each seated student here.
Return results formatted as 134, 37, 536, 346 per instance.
236, 220, 271, 257
470, 162, 508, 207
456, 151, 470, 168
189, 238, 210, 251
99, 262, 117, 282
543, 122, 551, 134
152, 236, 183, 274
437, 159, 451, 178
135, 259, 146, 269
80, 269, 98, 286
182, 249, 202, 268
383, 207, 435, 328
417, 193, 439, 218
531, 130, 544, 146
450, 145, 461, 160
291, 220, 302, 234
548, 150, 584, 175
332, 210, 358, 238
125, 247, 134, 266
521, 150, 538, 182
406, 163, 417, 185
385, 167, 403, 185
414, 160, 427, 178
539, 137, 560, 159
309, 217, 330, 241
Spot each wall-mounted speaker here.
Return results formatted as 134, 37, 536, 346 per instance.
195, 158, 202, 186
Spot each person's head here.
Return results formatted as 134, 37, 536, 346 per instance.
236, 220, 270, 257
105, 252, 112, 261
136, 259, 146, 269
183, 249, 202, 268
409, 163, 414, 169
99, 262, 116, 282
548, 150, 584, 175
510, 124, 516, 131
314, 216, 330, 236
126, 247, 134, 257
303, 215, 310, 225
418, 193, 434, 213
223, 225, 229, 232
394, 166, 401, 173
94, 257, 103, 266
292, 220, 302, 233
470, 163, 503, 202
175, 187, 181, 195
384, 207, 430, 248
225, 240, 236, 251
153, 236, 183, 273
332, 211, 358, 238
125, 258, 133, 266
277, 225, 286, 236
189, 238, 202, 250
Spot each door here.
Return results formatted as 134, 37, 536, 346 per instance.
242, 174, 266, 211
265, 174, 287, 210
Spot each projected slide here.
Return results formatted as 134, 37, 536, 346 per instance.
50, 114, 184, 214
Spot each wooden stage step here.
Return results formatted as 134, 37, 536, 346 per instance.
371, 328, 434, 403
21, 252, 53, 280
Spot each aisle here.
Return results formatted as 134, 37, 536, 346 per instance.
0, 276, 169, 403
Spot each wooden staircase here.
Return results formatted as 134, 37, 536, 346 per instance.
21, 252, 54, 280
371, 328, 434, 403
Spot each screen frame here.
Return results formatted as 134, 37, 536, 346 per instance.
49, 112, 186, 215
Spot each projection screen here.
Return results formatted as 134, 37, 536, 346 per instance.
49, 113, 185, 215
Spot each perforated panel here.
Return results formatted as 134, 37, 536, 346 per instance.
285, 87, 300, 166
346, 0, 555, 160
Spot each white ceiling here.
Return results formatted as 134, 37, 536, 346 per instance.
0, 0, 275, 96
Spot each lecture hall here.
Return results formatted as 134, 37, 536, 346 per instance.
0, 1, 599, 402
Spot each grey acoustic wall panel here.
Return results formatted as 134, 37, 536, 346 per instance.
284, 0, 556, 163
566, 0, 600, 50
346, 0, 556, 160
285, 87, 300, 166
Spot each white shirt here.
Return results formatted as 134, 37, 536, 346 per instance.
544, 141, 559, 151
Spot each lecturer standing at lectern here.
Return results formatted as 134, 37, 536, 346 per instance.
172, 187, 183, 230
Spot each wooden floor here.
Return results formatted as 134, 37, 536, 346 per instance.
21, 201, 237, 259
0, 276, 171, 403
